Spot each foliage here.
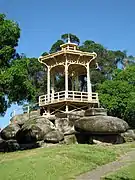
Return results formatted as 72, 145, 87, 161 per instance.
49, 33, 80, 54
98, 65, 135, 128
61, 33, 80, 44
0, 14, 20, 115
80, 41, 127, 89
5, 57, 47, 105
41, 52, 48, 56
49, 40, 64, 53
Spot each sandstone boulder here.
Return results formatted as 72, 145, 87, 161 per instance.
16, 117, 56, 144
121, 129, 135, 142
44, 130, 64, 143
55, 118, 75, 135
1, 123, 20, 140
0, 139, 20, 152
10, 110, 40, 125
75, 116, 129, 134
64, 134, 77, 144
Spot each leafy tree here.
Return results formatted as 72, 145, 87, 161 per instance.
61, 33, 80, 45
98, 65, 135, 128
41, 52, 48, 56
79, 40, 128, 90
6, 57, 47, 105
49, 40, 64, 54
49, 33, 80, 54
0, 14, 20, 115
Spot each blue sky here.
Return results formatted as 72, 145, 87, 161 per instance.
0, 0, 135, 128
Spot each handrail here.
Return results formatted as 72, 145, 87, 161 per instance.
39, 91, 98, 106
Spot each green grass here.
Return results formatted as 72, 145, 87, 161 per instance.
0, 143, 135, 180
103, 163, 135, 180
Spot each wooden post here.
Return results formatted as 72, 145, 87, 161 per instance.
87, 63, 92, 101
66, 104, 68, 112
65, 61, 68, 100
51, 73, 55, 101
75, 72, 79, 91
47, 67, 50, 102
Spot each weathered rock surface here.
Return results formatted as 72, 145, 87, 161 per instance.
1, 123, 20, 140
121, 129, 135, 142
55, 118, 75, 135
64, 134, 77, 144
16, 117, 56, 144
55, 110, 85, 119
0, 139, 20, 152
85, 108, 107, 116
92, 134, 125, 144
75, 116, 129, 134
10, 110, 40, 125
44, 130, 64, 143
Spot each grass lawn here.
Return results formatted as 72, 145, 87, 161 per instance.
103, 163, 135, 180
0, 143, 135, 180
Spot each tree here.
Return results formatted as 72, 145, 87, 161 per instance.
49, 33, 80, 54
0, 14, 20, 115
41, 52, 48, 56
6, 57, 47, 105
97, 65, 135, 128
61, 33, 80, 45
49, 40, 64, 54
79, 40, 128, 91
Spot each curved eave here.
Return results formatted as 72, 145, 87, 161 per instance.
38, 50, 97, 66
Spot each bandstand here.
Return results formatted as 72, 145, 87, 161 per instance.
38, 38, 99, 115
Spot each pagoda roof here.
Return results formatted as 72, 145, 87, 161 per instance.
38, 42, 97, 68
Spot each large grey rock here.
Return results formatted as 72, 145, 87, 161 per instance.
10, 113, 29, 125
85, 108, 107, 116
75, 116, 129, 134
10, 110, 40, 125
16, 117, 56, 144
44, 130, 64, 143
0, 139, 20, 152
55, 118, 75, 135
64, 134, 77, 144
1, 123, 20, 140
121, 129, 135, 142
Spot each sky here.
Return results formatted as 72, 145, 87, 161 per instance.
0, 0, 135, 128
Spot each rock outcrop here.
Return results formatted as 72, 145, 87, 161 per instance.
44, 130, 64, 143
0, 108, 131, 152
75, 116, 129, 134
121, 129, 135, 142
16, 117, 56, 144
1, 123, 20, 140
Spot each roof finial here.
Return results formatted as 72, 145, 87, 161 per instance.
68, 33, 71, 43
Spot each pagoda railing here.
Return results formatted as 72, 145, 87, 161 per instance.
39, 91, 98, 106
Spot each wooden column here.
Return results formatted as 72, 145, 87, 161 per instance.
51, 73, 55, 101
47, 67, 50, 102
65, 60, 69, 112
65, 62, 68, 99
87, 63, 92, 101
75, 72, 79, 91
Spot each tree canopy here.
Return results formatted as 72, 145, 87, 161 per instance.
98, 65, 135, 128
0, 14, 20, 115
